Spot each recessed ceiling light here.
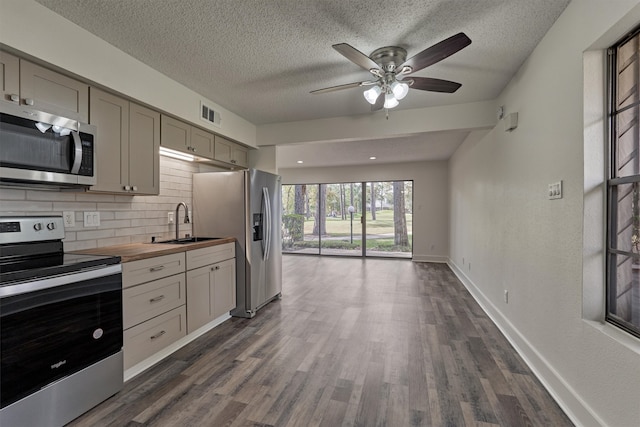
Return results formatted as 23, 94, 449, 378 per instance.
369, 156, 377, 160
297, 160, 304, 164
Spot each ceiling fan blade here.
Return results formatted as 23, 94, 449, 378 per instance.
333, 43, 380, 72
371, 92, 384, 111
310, 81, 367, 94
410, 77, 462, 93
400, 32, 471, 74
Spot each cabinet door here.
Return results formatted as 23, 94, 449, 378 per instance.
129, 103, 160, 195
89, 87, 130, 193
232, 145, 249, 168
20, 60, 89, 121
161, 115, 190, 152
214, 135, 248, 168
190, 127, 214, 159
214, 135, 233, 164
213, 258, 236, 318
186, 265, 213, 333
0, 51, 19, 103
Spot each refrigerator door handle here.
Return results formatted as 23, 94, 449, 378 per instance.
263, 187, 271, 260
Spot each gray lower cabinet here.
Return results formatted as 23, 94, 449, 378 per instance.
186, 243, 236, 333
121, 244, 236, 370
122, 253, 187, 369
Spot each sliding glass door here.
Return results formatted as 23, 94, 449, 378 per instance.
365, 181, 412, 258
282, 181, 412, 258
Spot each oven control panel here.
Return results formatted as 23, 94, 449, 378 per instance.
0, 216, 65, 245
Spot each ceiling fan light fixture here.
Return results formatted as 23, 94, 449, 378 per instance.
391, 80, 409, 100
384, 92, 399, 109
363, 85, 382, 104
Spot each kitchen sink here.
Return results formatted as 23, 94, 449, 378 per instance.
152, 237, 223, 244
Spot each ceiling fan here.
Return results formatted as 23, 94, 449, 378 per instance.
311, 32, 471, 111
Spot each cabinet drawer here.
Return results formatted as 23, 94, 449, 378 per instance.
123, 252, 185, 288
123, 273, 186, 329
186, 242, 235, 271
123, 306, 187, 370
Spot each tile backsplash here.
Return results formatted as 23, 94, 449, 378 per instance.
0, 157, 222, 251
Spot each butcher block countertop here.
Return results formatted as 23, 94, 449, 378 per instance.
72, 237, 236, 263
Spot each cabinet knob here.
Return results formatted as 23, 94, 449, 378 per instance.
124, 185, 131, 191
132, 185, 138, 191
231, 160, 236, 164
10, 94, 19, 103
24, 98, 34, 106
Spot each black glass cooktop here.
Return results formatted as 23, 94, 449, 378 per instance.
0, 252, 121, 285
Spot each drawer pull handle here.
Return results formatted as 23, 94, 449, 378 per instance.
211, 265, 221, 271
149, 265, 165, 272
149, 295, 165, 303
150, 330, 166, 340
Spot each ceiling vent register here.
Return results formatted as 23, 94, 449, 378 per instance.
200, 101, 221, 127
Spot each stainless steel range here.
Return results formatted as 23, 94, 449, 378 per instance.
0, 216, 123, 427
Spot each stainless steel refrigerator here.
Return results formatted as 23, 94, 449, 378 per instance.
192, 169, 282, 318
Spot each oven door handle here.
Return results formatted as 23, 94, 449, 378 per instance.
0, 264, 122, 298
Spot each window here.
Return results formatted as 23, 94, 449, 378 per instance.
281, 181, 412, 258
607, 28, 640, 338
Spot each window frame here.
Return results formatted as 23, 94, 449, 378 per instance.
606, 26, 640, 339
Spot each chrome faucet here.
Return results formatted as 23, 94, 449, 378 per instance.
175, 202, 190, 240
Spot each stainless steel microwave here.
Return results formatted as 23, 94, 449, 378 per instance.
0, 102, 96, 188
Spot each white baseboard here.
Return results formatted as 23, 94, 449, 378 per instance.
447, 259, 602, 427
412, 255, 448, 263
124, 312, 231, 382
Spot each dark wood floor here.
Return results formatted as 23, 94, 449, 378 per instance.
68, 256, 572, 426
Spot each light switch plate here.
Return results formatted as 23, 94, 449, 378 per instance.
548, 181, 562, 200
84, 211, 101, 227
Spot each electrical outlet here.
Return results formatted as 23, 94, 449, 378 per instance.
168, 212, 174, 224
62, 211, 75, 228
83, 211, 100, 227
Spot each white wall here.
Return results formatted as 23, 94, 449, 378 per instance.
449, 1, 640, 426
0, 0, 256, 147
280, 160, 449, 262
257, 100, 496, 146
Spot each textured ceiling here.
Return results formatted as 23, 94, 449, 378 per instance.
35, 0, 569, 127
33, 0, 569, 168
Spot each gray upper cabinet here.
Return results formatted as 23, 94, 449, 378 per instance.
214, 135, 248, 168
129, 103, 160, 194
89, 87, 160, 195
1, 52, 89, 122
160, 114, 190, 152
190, 127, 215, 158
161, 114, 215, 159
0, 52, 19, 104
20, 60, 89, 122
